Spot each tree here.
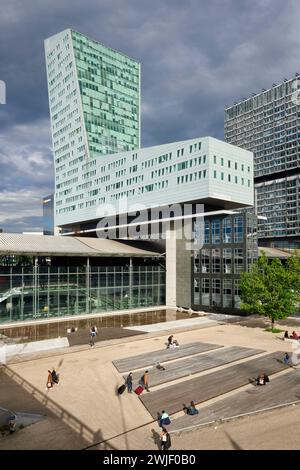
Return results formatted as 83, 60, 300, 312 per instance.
240, 252, 300, 328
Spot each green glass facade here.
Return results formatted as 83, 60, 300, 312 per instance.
72, 30, 140, 156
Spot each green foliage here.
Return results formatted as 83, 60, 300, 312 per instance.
240, 252, 300, 327
265, 327, 284, 333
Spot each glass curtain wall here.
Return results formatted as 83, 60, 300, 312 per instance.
0, 262, 165, 324
193, 212, 258, 311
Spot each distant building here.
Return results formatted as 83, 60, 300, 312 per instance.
225, 77, 300, 248
42, 194, 54, 235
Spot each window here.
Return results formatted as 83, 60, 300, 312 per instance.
201, 278, 210, 306
221, 158, 224, 166
223, 218, 232, 243
228, 174, 231, 182
213, 170, 217, 179
228, 160, 231, 168
204, 220, 210, 244
194, 279, 200, 304
201, 249, 210, 273
221, 172, 224, 180
211, 219, 221, 244
248, 179, 251, 187
213, 155, 217, 164
234, 248, 244, 273
235, 162, 238, 170
212, 249, 221, 273
234, 216, 244, 242
234, 279, 241, 308
212, 279, 221, 307
223, 248, 232, 273
223, 279, 232, 308
235, 176, 238, 184
190, 145, 193, 153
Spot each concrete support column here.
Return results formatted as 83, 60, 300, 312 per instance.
86, 257, 90, 314
165, 221, 192, 308
129, 257, 133, 308
165, 222, 177, 307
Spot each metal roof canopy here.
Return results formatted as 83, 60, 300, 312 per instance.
0, 234, 161, 258
258, 246, 292, 259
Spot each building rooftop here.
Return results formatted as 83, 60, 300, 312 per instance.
0, 233, 161, 258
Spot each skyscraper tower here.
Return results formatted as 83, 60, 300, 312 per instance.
224, 77, 300, 248
45, 29, 140, 229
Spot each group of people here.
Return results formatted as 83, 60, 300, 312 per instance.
46, 369, 59, 390
284, 330, 300, 340
125, 370, 150, 393
121, 334, 200, 450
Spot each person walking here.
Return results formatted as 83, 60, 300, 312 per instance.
140, 370, 150, 392
160, 427, 171, 450
89, 326, 97, 347
125, 372, 133, 393
51, 369, 59, 385
46, 370, 53, 390
284, 352, 290, 365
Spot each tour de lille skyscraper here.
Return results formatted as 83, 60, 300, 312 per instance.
44, 29, 141, 230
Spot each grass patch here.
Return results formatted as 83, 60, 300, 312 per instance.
265, 327, 284, 333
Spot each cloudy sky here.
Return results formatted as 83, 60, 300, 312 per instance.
0, 0, 299, 232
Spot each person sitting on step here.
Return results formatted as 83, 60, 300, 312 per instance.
186, 400, 199, 415
159, 410, 171, 427
284, 330, 289, 340
167, 335, 179, 349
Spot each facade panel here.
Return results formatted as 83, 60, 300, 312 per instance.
50, 136, 254, 229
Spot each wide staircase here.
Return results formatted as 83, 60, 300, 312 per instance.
113, 340, 296, 434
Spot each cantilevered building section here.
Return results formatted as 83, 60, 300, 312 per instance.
51, 136, 254, 233
225, 77, 300, 248
44, 29, 140, 229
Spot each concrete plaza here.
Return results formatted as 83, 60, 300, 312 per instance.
1, 316, 300, 450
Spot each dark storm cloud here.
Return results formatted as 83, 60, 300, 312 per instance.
0, 0, 299, 231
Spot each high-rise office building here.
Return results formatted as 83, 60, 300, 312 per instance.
224, 77, 300, 248
44, 29, 140, 229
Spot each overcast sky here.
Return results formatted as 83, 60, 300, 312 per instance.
0, 0, 299, 232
